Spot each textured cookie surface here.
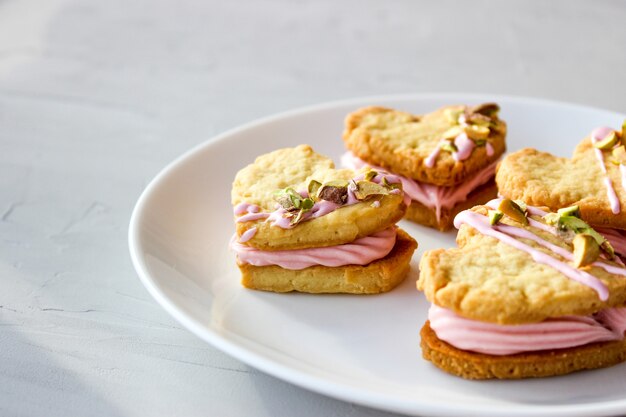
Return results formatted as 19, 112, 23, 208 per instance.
418, 205, 626, 324
420, 321, 626, 380
232, 145, 406, 250
343, 106, 506, 187
496, 138, 626, 229
238, 229, 417, 294
405, 181, 497, 231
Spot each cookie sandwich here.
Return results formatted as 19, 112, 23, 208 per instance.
418, 199, 626, 379
342, 104, 506, 231
230, 145, 417, 294
497, 121, 626, 259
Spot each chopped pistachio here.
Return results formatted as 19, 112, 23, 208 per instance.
300, 198, 314, 210
440, 141, 458, 153
444, 108, 464, 124
498, 199, 528, 225
290, 209, 306, 226
514, 200, 528, 214
353, 180, 389, 201
557, 205, 581, 218
363, 170, 378, 182
274, 187, 303, 210
543, 212, 561, 226
593, 131, 619, 150
488, 210, 503, 225
307, 180, 322, 200
613, 145, 626, 165
601, 240, 617, 260
474, 139, 487, 146
464, 124, 490, 140
543, 210, 616, 261
471, 103, 500, 117
559, 216, 589, 232
317, 180, 349, 205
442, 126, 463, 140
572, 234, 601, 267
465, 113, 492, 127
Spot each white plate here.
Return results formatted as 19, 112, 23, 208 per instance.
129, 94, 626, 417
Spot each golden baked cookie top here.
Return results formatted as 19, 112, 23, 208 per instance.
343, 104, 506, 187
232, 145, 406, 251
418, 201, 626, 325
497, 123, 626, 230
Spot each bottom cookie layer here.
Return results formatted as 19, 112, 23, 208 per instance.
238, 229, 417, 294
420, 321, 626, 379
405, 181, 498, 231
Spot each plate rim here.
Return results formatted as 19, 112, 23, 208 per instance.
128, 93, 626, 417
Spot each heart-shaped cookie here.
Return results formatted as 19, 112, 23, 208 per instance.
418, 204, 626, 325
496, 131, 626, 229
343, 105, 507, 187
232, 145, 406, 250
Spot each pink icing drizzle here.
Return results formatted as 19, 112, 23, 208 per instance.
238, 227, 257, 243
486, 199, 626, 273
486, 142, 494, 156
452, 133, 475, 161
428, 304, 624, 356
235, 203, 271, 222
591, 127, 620, 214
235, 172, 404, 229
454, 209, 610, 300
231, 227, 397, 270
342, 152, 497, 221
424, 145, 441, 168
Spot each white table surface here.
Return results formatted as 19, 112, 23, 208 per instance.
2, 1, 626, 416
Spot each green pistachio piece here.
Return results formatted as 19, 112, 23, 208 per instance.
622, 119, 626, 141
444, 108, 464, 124
442, 126, 463, 140
612, 145, 626, 165
440, 141, 458, 153
274, 187, 302, 210
290, 209, 306, 226
471, 103, 500, 117
572, 234, 600, 267
557, 205, 581, 218
363, 170, 378, 182
300, 197, 314, 210
558, 216, 589, 232
593, 131, 619, 150
580, 228, 616, 260
465, 113, 492, 127
317, 180, 349, 205
474, 139, 487, 146
544, 211, 616, 261
353, 180, 389, 201
464, 124, 490, 140
498, 199, 528, 225
488, 210, 503, 225
514, 200, 528, 214
307, 180, 322, 200
543, 212, 560, 226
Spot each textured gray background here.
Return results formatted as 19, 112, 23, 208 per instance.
1, 1, 625, 416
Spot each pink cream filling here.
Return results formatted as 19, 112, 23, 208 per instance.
341, 151, 497, 221
230, 227, 397, 270
428, 304, 626, 356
